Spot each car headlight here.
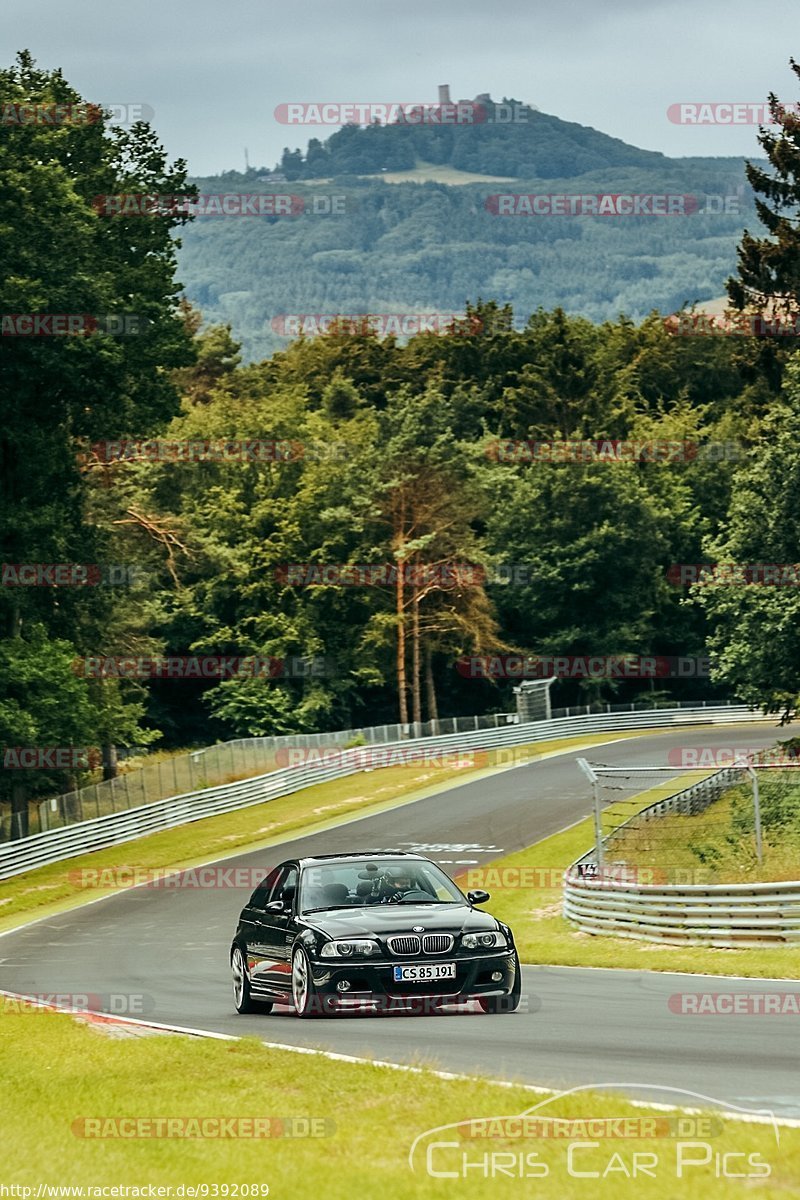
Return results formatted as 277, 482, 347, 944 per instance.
320, 938, 380, 958
462, 931, 507, 950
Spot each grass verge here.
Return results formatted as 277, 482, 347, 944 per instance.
0, 1007, 796, 1197
0, 731, 647, 934
608, 778, 800, 884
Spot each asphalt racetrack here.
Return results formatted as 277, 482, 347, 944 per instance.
3, 722, 800, 1117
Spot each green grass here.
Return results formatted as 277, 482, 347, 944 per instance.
0, 731, 648, 934
607, 779, 800, 884
0, 1007, 797, 1197
4, 728, 800, 1192
457, 782, 800, 977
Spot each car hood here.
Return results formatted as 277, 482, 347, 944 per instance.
301, 902, 499, 939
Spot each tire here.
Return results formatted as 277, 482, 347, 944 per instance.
292, 945, 335, 1018
477, 953, 522, 1014
231, 946, 273, 1015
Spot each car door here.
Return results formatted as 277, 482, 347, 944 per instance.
239, 865, 284, 994
251, 863, 298, 994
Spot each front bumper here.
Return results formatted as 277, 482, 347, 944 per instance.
308, 950, 517, 1003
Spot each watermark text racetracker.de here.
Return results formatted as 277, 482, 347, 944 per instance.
667, 311, 800, 337
668, 563, 800, 586
66, 865, 285, 890
0, 992, 154, 1016
667, 101, 800, 124
71, 655, 332, 680
274, 746, 488, 769
83, 439, 351, 465
456, 654, 712, 680
667, 745, 800, 767
486, 439, 741, 463
2, 563, 146, 587
1, 102, 154, 126
1, 313, 146, 336
669, 992, 800, 1016
485, 193, 740, 216
270, 313, 483, 338
461, 864, 726, 889
273, 100, 535, 125
3, 746, 99, 770
275, 562, 533, 587
92, 193, 354, 217
1, 102, 103, 125
72, 1116, 333, 1139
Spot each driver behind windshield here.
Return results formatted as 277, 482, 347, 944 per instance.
379, 866, 416, 903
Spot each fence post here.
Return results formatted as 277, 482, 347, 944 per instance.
741, 762, 763, 866
577, 757, 604, 872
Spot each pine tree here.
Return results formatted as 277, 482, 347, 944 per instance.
727, 60, 800, 317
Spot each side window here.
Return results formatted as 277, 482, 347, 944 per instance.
248, 866, 282, 909
274, 866, 298, 910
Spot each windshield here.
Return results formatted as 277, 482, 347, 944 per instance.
298, 859, 465, 913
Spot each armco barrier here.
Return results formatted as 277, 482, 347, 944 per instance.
0, 704, 776, 882
31, 711, 524, 839
24, 700, 765, 842
563, 875, 800, 948
564, 764, 800, 948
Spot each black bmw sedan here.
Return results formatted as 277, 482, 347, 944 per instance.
230, 852, 521, 1017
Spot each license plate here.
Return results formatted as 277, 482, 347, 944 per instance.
392, 963, 456, 982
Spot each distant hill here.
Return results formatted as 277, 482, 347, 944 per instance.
178, 97, 763, 362
276, 96, 669, 181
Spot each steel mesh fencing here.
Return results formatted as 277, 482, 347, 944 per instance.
7, 713, 520, 841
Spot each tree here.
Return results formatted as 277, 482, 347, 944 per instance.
370, 386, 504, 722
0, 51, 194, 650
482, 458, 694, 704
171, 302, 242, 405
0, 52, 194, 824
0, 632, 100, 837
693, 358, 800, 717
727, 59, 800, 317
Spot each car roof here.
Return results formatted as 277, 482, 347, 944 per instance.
296, 851, 426, 867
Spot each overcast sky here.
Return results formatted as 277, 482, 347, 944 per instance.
5, 0, 799, 175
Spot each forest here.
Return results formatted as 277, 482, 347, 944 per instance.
3, 52, 800, 833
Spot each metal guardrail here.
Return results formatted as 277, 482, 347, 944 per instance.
564, 764, 800, 947
563, 876, 800, 948
20, 699, 750, 842
20, 712, 522, 841
0, 703, 775, 882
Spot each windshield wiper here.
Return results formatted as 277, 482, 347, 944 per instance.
301, 904, 360, 914
302, 899, 456, 912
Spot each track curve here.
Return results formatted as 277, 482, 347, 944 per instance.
3, 722, 800, 1116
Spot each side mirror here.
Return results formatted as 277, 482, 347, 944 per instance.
467, 889, 491, 905
265, 899, 285, 912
